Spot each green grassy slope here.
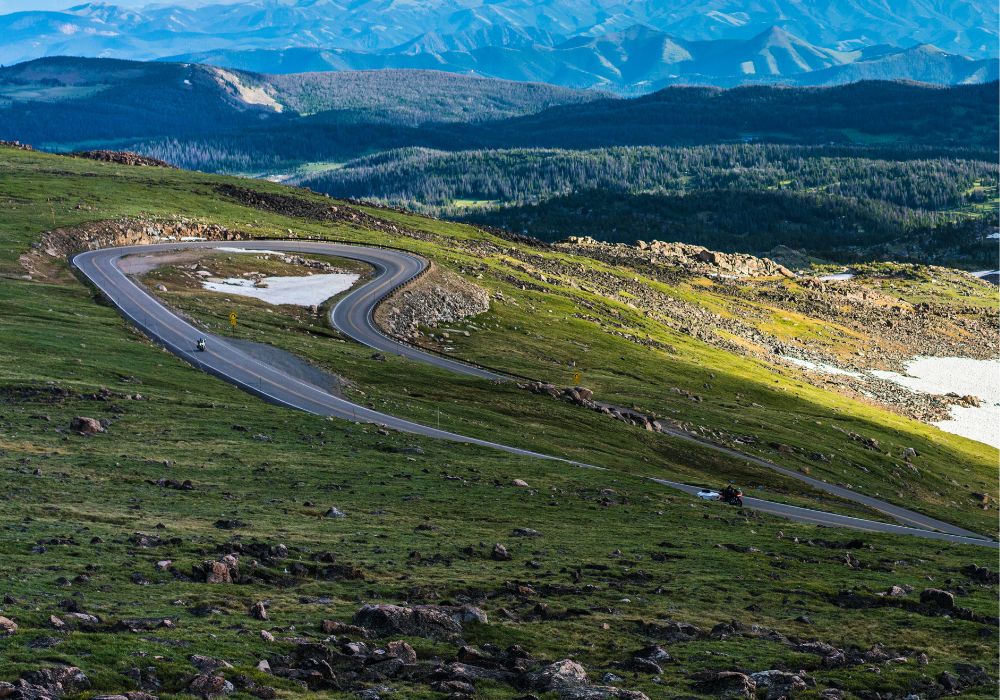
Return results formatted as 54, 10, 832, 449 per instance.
0, 146, 996, 698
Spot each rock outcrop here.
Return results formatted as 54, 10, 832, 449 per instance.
20, 217, 243, 280
71, 150, 175, 168
352, 603, 486, 640
559, 236, 795, 279
374, 264, 490, 339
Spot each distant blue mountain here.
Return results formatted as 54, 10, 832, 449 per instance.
0, 0, 996, 92
162, 26, 998, 92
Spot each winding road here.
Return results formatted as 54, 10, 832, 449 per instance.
72, 240, 995, 548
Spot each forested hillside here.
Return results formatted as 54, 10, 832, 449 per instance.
2, 59, 996, 265
0, 57, 605, 146
299, 144, 996, 212
463, 189, 997, 266
295, 144, 998, 266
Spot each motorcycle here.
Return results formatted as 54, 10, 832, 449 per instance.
721, 487, 743, 507
196, 338, 206, 352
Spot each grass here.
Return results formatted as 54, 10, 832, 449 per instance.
0, 146, 996, 698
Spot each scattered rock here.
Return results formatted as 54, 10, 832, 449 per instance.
512, 528, 542, 537
491, 543, 512, 561
18, 666, 91, 697
249, 601, 268, 621
374, 263, 490, 341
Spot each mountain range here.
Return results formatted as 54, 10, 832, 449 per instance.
1, 0, 997, 92
167, 26, 999, 92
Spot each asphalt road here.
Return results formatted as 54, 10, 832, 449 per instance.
72, 240, 995, 548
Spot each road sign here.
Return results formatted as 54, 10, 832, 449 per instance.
229, 311, 238, 329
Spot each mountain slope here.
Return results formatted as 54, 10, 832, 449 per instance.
0, 57, 607, 145
798, 44, 1000, 86
0, 140, 996, 700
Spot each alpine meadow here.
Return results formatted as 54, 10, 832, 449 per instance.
0, 2, 997, 700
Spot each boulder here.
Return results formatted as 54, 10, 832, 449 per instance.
527, 660, 649, 699
512, 527, 542, 537
750, 670, 809, 698
385, 640, 417, 664
646, 619, 703, 642
528, 660, 588, 691
249, 602, 268, 621
70, 417, 104, 435
19, 666, 91, 696
920, 588, 955, 610
203, 560, 235, 584
693, 671, 756, 698
560, 688, 650, 699
188, 674, 234, 699
189, 656, 232, 674
352, 604, 463, 640
0, 616, 17, 635
634, 644, 671, 664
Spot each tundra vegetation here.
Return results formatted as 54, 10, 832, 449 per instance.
0, 147, 996, 699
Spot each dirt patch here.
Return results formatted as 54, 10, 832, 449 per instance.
119, 249, 210, 275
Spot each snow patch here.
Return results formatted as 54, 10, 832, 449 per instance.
819, 272, 854, 281
215, 247, 285, 255
871, 357, 1000, 448
202, 273, 358, 306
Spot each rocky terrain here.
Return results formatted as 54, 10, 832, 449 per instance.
20, 217, 244, 281
374, 264, 491, 343
434, 234, 999, 426
70, 150, 175, 168
561, 237, 797, 279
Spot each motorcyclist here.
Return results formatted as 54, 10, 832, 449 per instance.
721, 483, 742, 505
